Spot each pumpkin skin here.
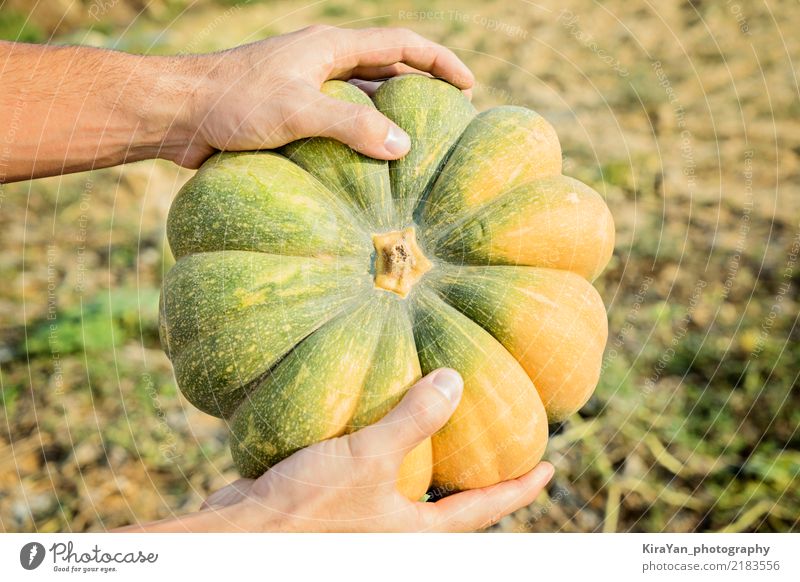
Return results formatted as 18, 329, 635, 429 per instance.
159, 75, 614, 499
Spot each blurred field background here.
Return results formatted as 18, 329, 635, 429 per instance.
0, 0, 798, 532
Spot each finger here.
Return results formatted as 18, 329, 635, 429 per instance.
348, 368, 463, 460
346, 63, 431, 80
333, 27, 474, 89
200, 478, 255, 510
286, 84, 412, 159
422, 462, 555, 532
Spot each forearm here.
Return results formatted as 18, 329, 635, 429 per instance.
0, 41, 202, 182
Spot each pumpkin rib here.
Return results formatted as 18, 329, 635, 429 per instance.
428, 175, 615, 281
281, 138, 395, 231
224, 297, 375, 425
419, 106, 562, 236
167, 151, 372, 260
161, 251, 373, 418
173, 292, 370, 419
346, 296, 421, 428
342, 295, 433, 498
410, 288, 549, 491
239, 154, 374, 237
160, 251, 369, 354
372, 74, 476, 226
241, 164, 374, 242
281, 81, 397, 231
427, 264, 609, 422
229, 297, 392, 477
408, 129, 476, 227
170, 291, 371, 419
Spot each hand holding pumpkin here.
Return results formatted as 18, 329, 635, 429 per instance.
121, 369, 554, 532
170, 25, 475, 168
0, 25, 472, 182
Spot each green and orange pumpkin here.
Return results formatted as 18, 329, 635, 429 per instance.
159, 75, 614, 500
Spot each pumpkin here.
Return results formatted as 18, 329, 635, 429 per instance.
159, 75, 614, 500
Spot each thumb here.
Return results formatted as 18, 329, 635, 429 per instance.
349, 368, 464, 460
293, 90, 411, 159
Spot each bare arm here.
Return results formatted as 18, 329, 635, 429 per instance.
0, 26, 474, 183
0, 41, 199, 181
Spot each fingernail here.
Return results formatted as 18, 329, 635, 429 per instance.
432, 368, 463, 406
384, 124, 411, 156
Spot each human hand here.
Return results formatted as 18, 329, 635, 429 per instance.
1, 26, 471, 182
169, 25, 474, 167
192, 368, 553, 532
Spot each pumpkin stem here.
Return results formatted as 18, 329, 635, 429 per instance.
372, 227, 432, 298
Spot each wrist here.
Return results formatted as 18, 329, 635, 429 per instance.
134, 53, 214, 166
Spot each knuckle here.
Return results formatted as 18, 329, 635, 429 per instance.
304, 24, 335, 35
382, 63, 406, 77
274, 87, 317, 138
280, 105, 305, 137
345, 433, 371, 460
356, 26, 383, 38
394, 27, 423, 43
347, 435, 395, 476
349, 107, 384, 142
